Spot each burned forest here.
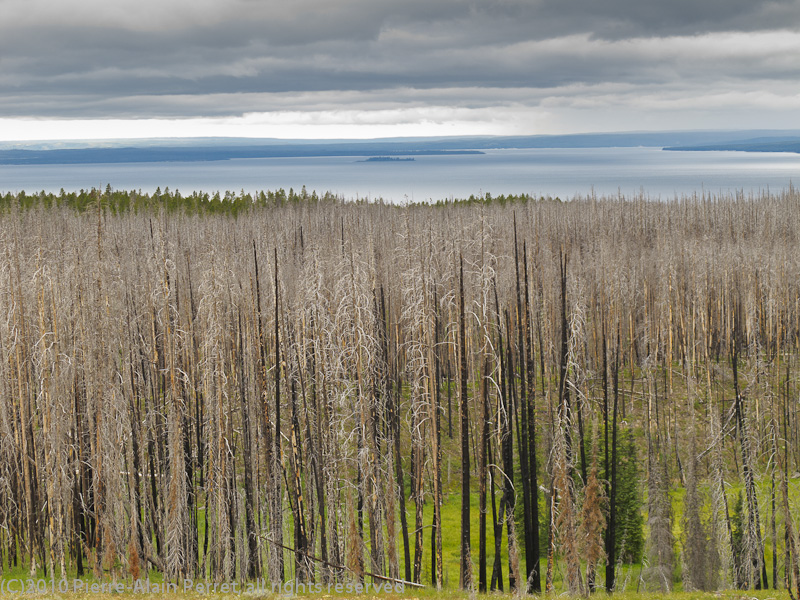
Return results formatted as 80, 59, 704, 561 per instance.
0, 188, 799, 595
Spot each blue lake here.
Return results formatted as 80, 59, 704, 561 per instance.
1, 147, 799, 201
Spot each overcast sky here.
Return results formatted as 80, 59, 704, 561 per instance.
3, 0, 800, 140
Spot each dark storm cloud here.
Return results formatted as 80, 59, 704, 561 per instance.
532, 0, 799, 38
2, 0, 800, 119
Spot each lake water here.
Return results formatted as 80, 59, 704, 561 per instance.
1, 147, 799, 201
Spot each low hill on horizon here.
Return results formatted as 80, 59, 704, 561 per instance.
4, 129, 800, 164
665, 136, 800, 153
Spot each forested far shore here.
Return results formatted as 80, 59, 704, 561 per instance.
1, 185, 546, 212
0, 188, 798, 596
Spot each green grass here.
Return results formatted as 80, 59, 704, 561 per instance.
395, 489, 647, 593
0, 589, 784, 600
3, 471, 797, 595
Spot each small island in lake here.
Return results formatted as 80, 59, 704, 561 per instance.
361, 156, 415, 162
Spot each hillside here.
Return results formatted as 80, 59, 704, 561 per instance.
0, 189, 797, 596
664, 137, 800, 153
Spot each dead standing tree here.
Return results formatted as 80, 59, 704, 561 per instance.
398, 222, 429, 585
458, 252, 472, 592
643, 362, 675, 593
731, 294, 768, 589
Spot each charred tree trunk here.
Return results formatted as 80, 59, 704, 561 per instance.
512, 219, 534, 592
430, 288, 444, 589
289, 378, 309, 581
273, 248, 284, 582
523, 241, 541, 593
478, 355, 490, 593
604, 324, 620, 592
500, 310, 516, 591
459, 254, 472, 591
390, 367, 411, 583
237, 316, 259, 580
489, 436, 504, 592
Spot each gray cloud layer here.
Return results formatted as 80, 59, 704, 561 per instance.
2, 0, 800, 128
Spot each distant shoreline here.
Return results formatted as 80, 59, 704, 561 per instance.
0, 147, 482, 166
6, 130, 800, 165
664, 140, 800, 154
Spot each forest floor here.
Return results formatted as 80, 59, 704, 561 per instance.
0, 589, 785, 600
3, 477, 797, 598
3, 480, 797, 598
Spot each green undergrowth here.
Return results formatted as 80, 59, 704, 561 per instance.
0, 589, 784, 600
